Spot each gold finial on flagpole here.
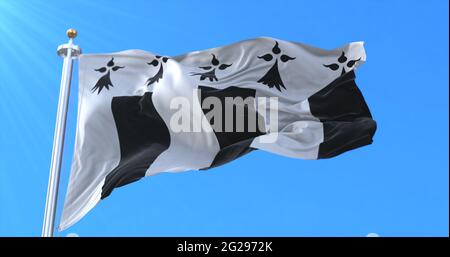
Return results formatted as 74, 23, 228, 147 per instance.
57, 29, 81, 57
66, 28, 77, 39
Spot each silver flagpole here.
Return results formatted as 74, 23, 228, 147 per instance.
42, 29, 81, 237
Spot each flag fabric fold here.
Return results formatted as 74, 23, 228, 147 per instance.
59, 37, 376, 230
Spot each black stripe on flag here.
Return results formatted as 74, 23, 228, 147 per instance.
102, 92, 170, 199
198, 86, 266, 169
308, 70, 377, 159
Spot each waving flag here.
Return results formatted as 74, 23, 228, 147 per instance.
59, 37, 376, 230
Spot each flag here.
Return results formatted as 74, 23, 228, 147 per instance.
59, 37, 376, 230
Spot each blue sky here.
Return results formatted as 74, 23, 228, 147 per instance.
0, 0, 448, 237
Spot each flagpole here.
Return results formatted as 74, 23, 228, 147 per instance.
42, 29, 81, 237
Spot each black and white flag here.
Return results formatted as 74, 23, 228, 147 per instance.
59, 38, 376, 230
